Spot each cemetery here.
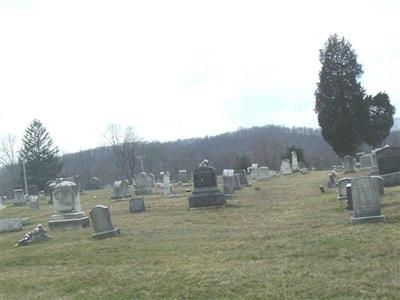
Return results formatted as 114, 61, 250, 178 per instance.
1, 166, 400, 299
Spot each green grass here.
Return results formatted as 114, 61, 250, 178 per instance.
1, 171, 400, 299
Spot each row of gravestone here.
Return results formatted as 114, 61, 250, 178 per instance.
337, 176, 385, 224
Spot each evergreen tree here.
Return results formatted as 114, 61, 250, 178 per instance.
360, 92, 396, 148
233, 155, 251, 172
315, 34, 365, 157
20, 119, 62, 190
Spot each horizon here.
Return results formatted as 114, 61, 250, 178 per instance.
1, 0, 399, 153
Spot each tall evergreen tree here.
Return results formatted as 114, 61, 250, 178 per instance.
20, 119, 62, 190
360, 92, 396, 148
315, 34, 366, 157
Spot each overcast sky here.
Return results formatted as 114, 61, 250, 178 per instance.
0, 0, 399, 154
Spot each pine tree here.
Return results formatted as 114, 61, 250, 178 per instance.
315, 34, 366, 157
20, 119, 63, 190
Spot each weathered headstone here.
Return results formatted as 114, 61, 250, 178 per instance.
223, 175, 235, 196
343, 155, 355, 173
48, 181, 90, 229
29, 195, 40, 211
111, 180, 130, 200
351, 176, 385, 224
237, 170, 250, 186
89, 205, 120, 239
337, 177, 352, 200
14, 189, 25, 206
370, 176, 384, 196
129, 197, 146, 213
178, 170, 190, 184
256, 166, 270, 181
134, 173, 153, 195
162, 172, 171, 185
249, 163, 258, 178
374, 146, 400, 187
161, 184, 172, 197
359, 153, 374, 171
188, 160, 226, 209
291, 151, 299, 172
0, 218, 23, 233
233, 174, 242, 190
280, 159, 292, 175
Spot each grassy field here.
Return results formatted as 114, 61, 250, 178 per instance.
1, 170, 400, 299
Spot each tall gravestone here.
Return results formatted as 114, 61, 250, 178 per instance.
223, 175, 235, 196
238, 170, 250, 187
337, 177, 352, 200
14, 189, 25, 206
250, 163, 258, 179
233, 174, 242, 190
343, 155, 355, 173
351, 176, 385, 224
374, 146, 400, 187
291, 151, 299, 172
359, 153, 374, 171
48, 181, 90, 229
135, 173, 152, 195
89, 205, 120, 239
280, 159, 292, 175
188, 160, 226, 209
162, 172, 171, 185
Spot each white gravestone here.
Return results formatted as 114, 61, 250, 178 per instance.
250, 164, 258, 179
291, 151, 299, 172
351, 176, 385, 224
48, 181, 90, 229
89, 205, 120, 239
343, 155, 355, 173
257, 166, 270, 181
280, 159, 292, 175
163, 172, 171, 185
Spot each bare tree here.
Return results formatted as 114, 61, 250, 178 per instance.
0, 134, 19, 194
104, 124, 141, 180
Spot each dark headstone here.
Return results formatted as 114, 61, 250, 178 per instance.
188, 161, 226, 209
374, 146, 400, 187
129, 197, 146, 213
89, 205, 120, 239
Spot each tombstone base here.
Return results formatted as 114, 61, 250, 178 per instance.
92, 227, 120, 240
188, 192, 226, 209
224, 194, 235, 200
351, 215, 385, 224
48, 212, 90, 229
381, 172, 400, 187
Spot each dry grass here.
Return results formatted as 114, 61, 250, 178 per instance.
1, 170, 399, 299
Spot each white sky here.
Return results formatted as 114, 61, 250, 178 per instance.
0, 0, 399, 153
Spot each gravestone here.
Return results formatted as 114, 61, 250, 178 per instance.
38, 191, 46, 202
0, 218, 23, 233
337, 177, 352, 200
188, 160, 226, 209
48, 181, 90, 229
129, 197, 146, 213
346, 183, 353, 210
280, 159, 292, 175
257, 166, 270, 181
343, 155, 355, 173
374, 146, 400, 187
360, 153, 374, 171
250, 163, 258, 178
29, 195, 40, 211
223, 169, 234, 177
89, 205, 120, 239
238, 170, 250, 187
14, 189, 25, 206
135, 173, 152, 195
370, 176, 384, 196
162, 172, 171, 185
351, 176, 385, 224
178, 170, 190, 184
223, 175, 235, 197
291, 151, 299, 172
111, 180, 130, 200
233, 174, 242, 190
161, 184, 172, 197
